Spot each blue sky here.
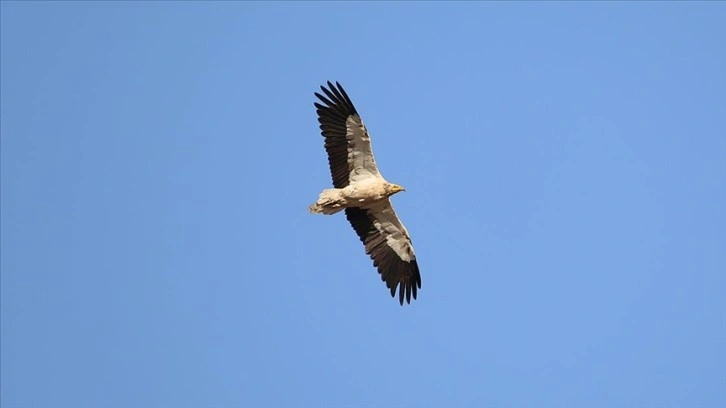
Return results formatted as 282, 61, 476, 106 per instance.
2, 2, 725, 407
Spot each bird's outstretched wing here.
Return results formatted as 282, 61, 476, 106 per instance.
314, 81, 382, 188
346, 200, 421, 305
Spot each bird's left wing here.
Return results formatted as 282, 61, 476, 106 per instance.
345, 200, 421, 305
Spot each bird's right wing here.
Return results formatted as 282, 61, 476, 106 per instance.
314, 81, 382, 188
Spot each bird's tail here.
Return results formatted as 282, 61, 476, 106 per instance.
308, 202, 345, 215
309, 189, 345, 215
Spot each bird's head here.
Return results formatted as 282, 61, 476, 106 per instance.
387, 183, 406, 196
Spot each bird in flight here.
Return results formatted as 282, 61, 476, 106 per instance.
309, 81, 421, 305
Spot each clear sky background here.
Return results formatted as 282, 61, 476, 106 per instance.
2, 2, 725, 408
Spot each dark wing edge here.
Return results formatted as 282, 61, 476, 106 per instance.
313, 81, 359, 189
345, 207, 422, 305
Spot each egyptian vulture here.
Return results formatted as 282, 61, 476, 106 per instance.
309, 81, 421, 305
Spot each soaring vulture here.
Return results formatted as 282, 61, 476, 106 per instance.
309, 81, 421, 305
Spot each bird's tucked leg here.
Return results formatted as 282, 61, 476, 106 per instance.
308, 188, 346, 215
